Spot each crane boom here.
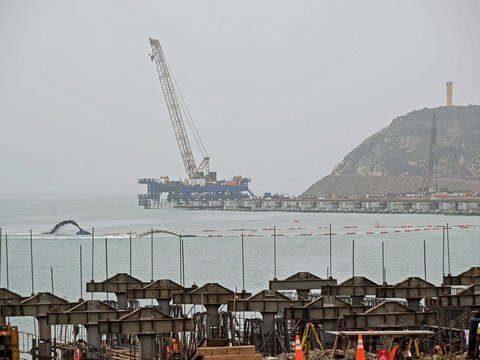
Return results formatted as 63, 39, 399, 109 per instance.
149, 38, 209, 179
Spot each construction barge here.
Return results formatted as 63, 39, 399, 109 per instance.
2, 267, 480, 359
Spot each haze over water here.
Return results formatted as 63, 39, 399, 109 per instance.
2, 198, 479, 298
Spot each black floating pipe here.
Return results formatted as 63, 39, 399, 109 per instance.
46, 219, 91, 235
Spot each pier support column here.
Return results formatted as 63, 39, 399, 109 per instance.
85, 324, 101, 359
407, 298, 421, 311
139, 334, 155, 360
351, 297, 364, 306
297, 289, 310, 300
37, 316, 52, 359
261, 312, 275, 335
115, 293, 128, 346
115, 292, 128, 310
157, 299, 171, 315
205, 305, 219, 337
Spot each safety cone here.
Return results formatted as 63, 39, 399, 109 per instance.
356, 334, 365, 360
295, 334, 304, 360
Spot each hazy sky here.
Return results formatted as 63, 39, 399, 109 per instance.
1, 1, 479, 199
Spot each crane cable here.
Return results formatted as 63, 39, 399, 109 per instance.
164, 55, 208, 159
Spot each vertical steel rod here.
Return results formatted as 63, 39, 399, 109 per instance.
51, 267, 55, 294
80, 245, 83, 300
273, 226, 277, 279
183, 236, 185, 287
179, 235, 182, 285
442, 226, 445, 277
129, 235, 132, 277
183, 236, 185, 286
423, 240, 427, 281
241, 233, 245, 291
30, 229, 35, 295
352, 239, 355, 277
105, 238, 109, 301
0, 228, 2, 288
446, 223, 451, 275
91, 228, 95, 300
382, 241, 385, 284
181, 235, 185, 287
5, 234, 9, 290
151, 228, 154, 281
329, 224, 332, 278
91, 227, 95, 281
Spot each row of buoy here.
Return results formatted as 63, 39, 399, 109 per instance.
196, 226, 457, 238
194, 224, 477, 233
14, 224, 474, 238
87, 224, 476, 238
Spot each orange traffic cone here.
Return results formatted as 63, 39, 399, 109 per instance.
356, 334, 365, 360
295, 334, 304, 360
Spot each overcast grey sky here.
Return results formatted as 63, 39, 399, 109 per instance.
1, 1, 479, 199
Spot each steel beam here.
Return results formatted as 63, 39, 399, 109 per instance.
285, 305, 368, 321
443, 267, 480, 286
126, 279, 184, 315
87, 273, 150, 310
0, 288, 26, 326
0, 293, 75, 359
269, 272, 337, 299
97, 308, 193, 335
439, 285, 480, 307
343, 311, 437, 329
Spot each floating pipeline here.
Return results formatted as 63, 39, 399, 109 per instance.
45, 220, 91, 236
26, 223, 474, 239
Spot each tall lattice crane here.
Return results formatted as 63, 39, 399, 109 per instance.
149, 38, 209, 179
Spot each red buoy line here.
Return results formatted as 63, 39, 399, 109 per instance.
175, 223, 478, 237
9, 223, 477, 238
192, 223, 478, 233
192, 225, 476, 238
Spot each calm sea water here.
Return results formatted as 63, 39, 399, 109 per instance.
1, 198, 479, 334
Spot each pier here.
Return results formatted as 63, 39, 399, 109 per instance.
1, 267, 479, 359
144, 197, 480, 215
